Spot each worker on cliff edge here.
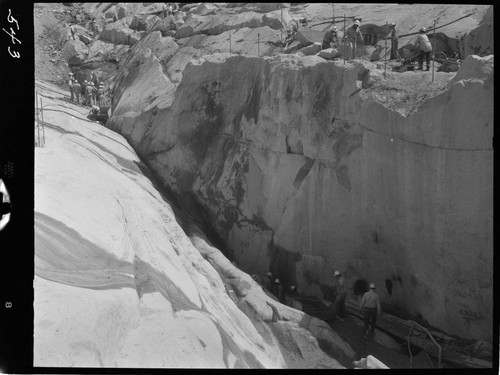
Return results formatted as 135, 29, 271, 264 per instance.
67, 73, 75, 102
262, 271, 274, 291
414, 27, 432, 71
360, 283, 381, 339
72, 78, 81, 104
272, 278, 285, 303
334, 270, 347, 320
322, 25, 339, 50
344, 19, 364, 59
386, 22, 400, 60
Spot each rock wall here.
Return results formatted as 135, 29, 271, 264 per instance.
107, 47, 493, 344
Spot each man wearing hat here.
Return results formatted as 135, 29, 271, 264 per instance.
72, 78, 81, 104
81, 80, 88, 103
322, 25, 339, 50
90, 82, 98, 107
360, 283, 381, 339
67, 73, 75, 102
387, 22, 400, 60
344, 19, 364, 59
272, 278, 285, 303
96, 82, 104, 107
414, 26, 432, 71
333, 270, 347, 320
263, 271, 274, 291
85, 81, 95, 106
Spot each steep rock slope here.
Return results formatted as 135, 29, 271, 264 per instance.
107, 51, 493, 344
34, 80, 354, 368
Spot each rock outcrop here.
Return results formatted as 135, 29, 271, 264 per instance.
107, 50, 493, 344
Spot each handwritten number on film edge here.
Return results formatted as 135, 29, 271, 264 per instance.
3, 9, 20, 58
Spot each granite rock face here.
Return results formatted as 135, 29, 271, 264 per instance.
108, 52, 493, 343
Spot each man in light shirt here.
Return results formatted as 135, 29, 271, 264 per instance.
360, 283, 381, 338
414, 27, 432, 71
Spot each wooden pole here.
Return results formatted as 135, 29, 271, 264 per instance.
280, 7, 283, 46
432, 19, 436, 81
332, 3, 335, 24
384, 21, 388, 77
343, 14, 346, 66
35, 91, 40, 147
40, 97, 44, 147
258, 33, 260, 57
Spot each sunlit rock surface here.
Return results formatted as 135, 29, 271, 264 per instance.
34, 81, 353, 368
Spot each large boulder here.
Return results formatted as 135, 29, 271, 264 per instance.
62, 39, 89, 66
242, 3, 289, 13
295, 26, 324, 47
298, 42, 322, 56
150, 16, 177, 36
130, 14, 160, 31
176, 12, 266, 39
190, 3, 219, 16
447, 54, 493, 87
262, 8, 294, 30
177, 26, 280, 57
103, 5, 118, 20
87, 40, 126, 63
99, 17, 140, 46
317, 48, 341, 60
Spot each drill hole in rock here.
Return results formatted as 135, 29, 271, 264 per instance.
353, 278, 369, 296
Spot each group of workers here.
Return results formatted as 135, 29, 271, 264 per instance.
67, 72, 106, 108
321, 19, 434, 70
251, 268, 381, 339
332, 270, 381, 339
162, 2, 179, 18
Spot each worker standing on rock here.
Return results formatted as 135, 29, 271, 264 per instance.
69, 24, 76, 40
90, 71, 99, 87
85, 81, 95, 106
414, 27, 432, 71
344, 20, 364, 59
263, 271, 274, 291
81, 80, 88, 102
360, 283, 381, 339
67, 73, 75, 102
322, 25, 339, 50
72, 79, 81, 104
386, 23, 400, 60
91, 82, 98, 107
272, 278, 285, 303
97, 83, 105, 107
334, 270, 347, 320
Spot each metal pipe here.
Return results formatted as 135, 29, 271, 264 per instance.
432, 19, 436, 81
41, 97, 45, 146
258, 33, 260, 56
407, 325, 415, 369
343, 14, 346, 66
384, 21, 388, 77
354, 23, 357, 60
280, 7, 283, 46
35, 90, 40, 147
